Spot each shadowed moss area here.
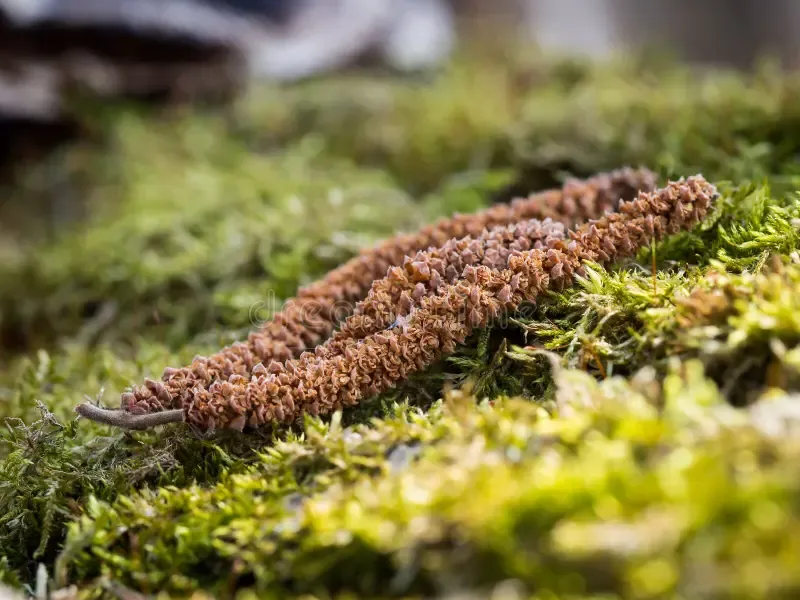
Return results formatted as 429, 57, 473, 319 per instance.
0, 129, 486, 352
2, 50, 800, 596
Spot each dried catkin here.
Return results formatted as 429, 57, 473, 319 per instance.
330, 217, 569, 346
170, 175, 717, 432
120, 167, 657, 416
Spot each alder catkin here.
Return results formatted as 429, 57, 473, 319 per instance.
122, 167, 657, 416
178, 175, 717, 431
330, 217, 569, 346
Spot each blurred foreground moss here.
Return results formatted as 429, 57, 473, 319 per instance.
2, 50, 800, 596
57, 362, 800, 598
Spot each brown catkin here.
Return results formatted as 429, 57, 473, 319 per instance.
122, 167, 657, 416
181, 176, 717, 432
329, 217, 569, 347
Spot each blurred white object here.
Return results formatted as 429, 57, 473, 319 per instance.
244, 0, 455, 80
243, 0, 393, 81
0, 584, 21, 600
0, 0, 50, 23
749, 393, 800, 439
380, 0, 456, 72
0, 0, 459, 173
525, 0, 614, 58
0, 0, 458, 113
0, 63, 60, 121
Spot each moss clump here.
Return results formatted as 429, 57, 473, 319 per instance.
238, 55, 800, 191
58, 363, 800, 598
2, 49, 800, 596
0, 128, 456, 351
514, 64, 800, 185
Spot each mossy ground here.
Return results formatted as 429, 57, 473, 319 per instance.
2, 48, 800, 598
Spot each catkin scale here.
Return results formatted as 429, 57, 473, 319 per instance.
122, 167, 657, 416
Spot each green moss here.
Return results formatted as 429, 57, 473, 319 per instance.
515, 61, 800, 185
0, 132, 432, 350
3, 49, 800, 597
57, 362, 800, 598
4, 55, 800, 353
234, 63, 525, 195
238, 55, 800, 190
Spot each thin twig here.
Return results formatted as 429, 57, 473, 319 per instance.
75, 403, 184, 430
585, 345, 607, 379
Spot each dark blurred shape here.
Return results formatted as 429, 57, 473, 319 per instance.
0, 0, 252, 177
0, 0, 457, 176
